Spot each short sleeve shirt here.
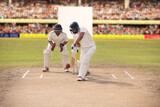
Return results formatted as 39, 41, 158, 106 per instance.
73, 27, 95, 47
48, 31, 68, 46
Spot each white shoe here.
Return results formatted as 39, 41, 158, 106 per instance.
64, 68, 69, 72
42, 66, 49, 72
77, 76, 85, 81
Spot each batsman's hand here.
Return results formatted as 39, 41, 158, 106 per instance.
51, 43, 56, 51
74, 42, 81, 47
60, 43, 64, 52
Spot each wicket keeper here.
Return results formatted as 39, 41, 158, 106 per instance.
43, 24, 70, 72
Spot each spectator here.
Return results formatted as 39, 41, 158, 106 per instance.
0, 23, 53, 34
93, 24, 160, 35
0, 0, 159, 20
0, 23, 159, 35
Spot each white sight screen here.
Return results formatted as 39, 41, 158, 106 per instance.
58, 7, 92, 39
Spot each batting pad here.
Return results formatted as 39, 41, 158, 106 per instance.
58, 7, 93, 39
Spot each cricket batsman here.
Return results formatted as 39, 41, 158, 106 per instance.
43, 24, 70, 72
70, 22, 96, 81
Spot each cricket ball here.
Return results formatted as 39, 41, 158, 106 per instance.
66, 64, 70, 68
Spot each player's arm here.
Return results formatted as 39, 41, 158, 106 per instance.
59, 41, 68, 52
61, 33, 68, 46
48, 32, 56, 51
48, 41, 54, 46
59, 34, 68, 52
74, 32, 85, 47
61, 41, 68, 46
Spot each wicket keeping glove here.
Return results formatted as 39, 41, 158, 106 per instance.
51, 43, 56, 51
60, 43, 64, 52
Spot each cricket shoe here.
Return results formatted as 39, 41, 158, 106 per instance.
64, 68, 69, 72
77, 76, 85, 81
42, 66, 49, 72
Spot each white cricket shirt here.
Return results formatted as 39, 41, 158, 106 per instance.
48, 31, 68, 46
73, 27, 95, 48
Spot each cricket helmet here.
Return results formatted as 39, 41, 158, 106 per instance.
70, 22, 79, 34
53, 24, 62, 30
53, 24, 62, 36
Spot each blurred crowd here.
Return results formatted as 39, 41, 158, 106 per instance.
0, 23, 52, 34
0, 1, 58, 19
124, 0, 160, 20
92, 0, 160, 20
0, 23, 159, 35
0, 0, 159, 20
0, 0, 159, 35
93, 24, 160, 35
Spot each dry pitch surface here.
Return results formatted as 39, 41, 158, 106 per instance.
0, 67, 160, 107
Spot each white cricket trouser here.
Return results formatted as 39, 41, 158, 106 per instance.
78, 45, 96, 79
43, 44, 69, 68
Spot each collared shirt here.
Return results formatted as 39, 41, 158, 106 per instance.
48, 31, 68, 46
73, 27, 95, 47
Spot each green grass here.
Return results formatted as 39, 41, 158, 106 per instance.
0, 38, 160, 71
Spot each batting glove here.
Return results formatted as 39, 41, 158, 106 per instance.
74, 43, 80, 47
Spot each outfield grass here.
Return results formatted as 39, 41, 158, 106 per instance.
0, 38, 160, 71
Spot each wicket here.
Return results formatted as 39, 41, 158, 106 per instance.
73, 48, 79, 74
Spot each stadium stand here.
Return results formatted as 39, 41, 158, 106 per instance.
0, 23, 52, 34
93, 24, 160, 35
0, 0, 159, 35
0, 0, 159, 20
0, 23, 159, 35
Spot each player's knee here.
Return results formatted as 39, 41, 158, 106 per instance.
81, 59, 89, 64
81, 55, 90, 64
43, 49, 52, 55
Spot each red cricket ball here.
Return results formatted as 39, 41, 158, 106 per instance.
66, 64, 70, 68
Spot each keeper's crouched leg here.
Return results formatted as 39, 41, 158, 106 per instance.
43, 49, 52, 70
61, 46, 70, 71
